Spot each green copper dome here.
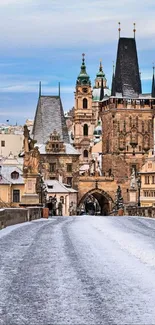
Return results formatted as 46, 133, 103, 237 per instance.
96, 61, 105, 78
77, 54, 91, 86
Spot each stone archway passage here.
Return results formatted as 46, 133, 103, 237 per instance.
78, 188, 113, 216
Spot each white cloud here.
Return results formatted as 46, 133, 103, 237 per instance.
0, 0, 155, 50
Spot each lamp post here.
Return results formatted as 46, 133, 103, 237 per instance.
137, 175, 141, 207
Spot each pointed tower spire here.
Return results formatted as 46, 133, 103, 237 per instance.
39, 81, 41, 97
58, 82, 60, 97
100, 77, 104, 100
152, 64, 155, 97
111, 62, 115, 96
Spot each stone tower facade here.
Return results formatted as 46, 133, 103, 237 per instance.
74, 54, 96, 165
100, 36, 155, 203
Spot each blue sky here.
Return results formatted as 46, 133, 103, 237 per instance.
0, 0, 155, 125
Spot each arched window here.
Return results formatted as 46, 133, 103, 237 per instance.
83, 124, 88, 136
83, 98, 88, 109
83, 150, 88, 158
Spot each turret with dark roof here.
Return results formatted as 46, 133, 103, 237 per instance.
114, 37, 142, 97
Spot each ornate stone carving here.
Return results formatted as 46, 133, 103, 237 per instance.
45, 129, 66, 153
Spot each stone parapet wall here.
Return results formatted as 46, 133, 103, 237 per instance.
0, 207, 42, 229
126, 206, 155, 218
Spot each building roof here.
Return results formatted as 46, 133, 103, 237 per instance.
32, 96, 69, 144
0, 166, 24, 185
114, 37, 142, 97
45, 179, 77, 193
93, 88, 111, 101
37, 143, 80, 155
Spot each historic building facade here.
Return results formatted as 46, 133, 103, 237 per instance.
73, 55, 110, 166
77, 35, 155, 213
32, 94, 80, 190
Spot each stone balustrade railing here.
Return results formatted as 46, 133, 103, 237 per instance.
126, 206, 155, 218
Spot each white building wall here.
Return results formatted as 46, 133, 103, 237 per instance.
0, 134, 23, 157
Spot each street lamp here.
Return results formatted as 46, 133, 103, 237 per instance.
137, 175, 141, 207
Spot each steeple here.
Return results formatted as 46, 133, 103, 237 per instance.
39, 81, 41, 97
96, 60, 105, 78
152, 65, 155, 97
111, 63, 116, 96
114, 37, 141, 97
76, 53, 91, 86
100, 77, 104, 100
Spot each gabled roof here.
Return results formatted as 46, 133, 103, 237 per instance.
115, 37, 142, 97
32, 96, 69, 144
45, 180, 77, 193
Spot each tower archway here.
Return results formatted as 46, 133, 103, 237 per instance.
78, 188, 114, 216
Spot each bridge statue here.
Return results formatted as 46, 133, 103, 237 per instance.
130, 168, 137, 190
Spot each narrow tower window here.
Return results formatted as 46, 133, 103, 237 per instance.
83, 124, 88, 136
83, 98, 88, 109
83, 150, 88, 158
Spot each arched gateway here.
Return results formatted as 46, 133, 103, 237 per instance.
78, 188, 114, 216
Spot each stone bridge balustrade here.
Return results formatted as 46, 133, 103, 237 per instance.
126, 206, 155, 218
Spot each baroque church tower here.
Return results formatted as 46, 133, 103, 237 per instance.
74, 54, 96, 164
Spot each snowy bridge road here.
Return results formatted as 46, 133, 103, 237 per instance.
1, 216, 155, 325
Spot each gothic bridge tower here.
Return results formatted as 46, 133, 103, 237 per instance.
74, 54, 96, 165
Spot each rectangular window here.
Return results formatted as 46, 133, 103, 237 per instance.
145, 176, 150, 184
49, 163, 56, 172
13, 189, 20, 203
152, 176, 155, 184
1, 140, 5, 147
67, 177, 72, 186
67, 164, 72, 172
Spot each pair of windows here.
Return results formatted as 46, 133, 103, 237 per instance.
49, 163, 72, 173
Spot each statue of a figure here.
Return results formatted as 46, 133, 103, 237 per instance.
113, 185, 124, 211
23, 146, 40, 175
31, 147, 40, 174
130, 168, 137, 189
23, 125, 37, 152
23, 125, 30, 152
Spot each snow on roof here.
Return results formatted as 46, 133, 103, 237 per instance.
37, 143, 80, 155
44, 180, 77, 193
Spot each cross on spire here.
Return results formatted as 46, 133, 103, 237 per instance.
82, 53, 85, 64
133, 23, 136, 38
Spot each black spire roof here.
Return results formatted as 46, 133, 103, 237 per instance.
151, 67, 155, 97
114, 37, 142, 97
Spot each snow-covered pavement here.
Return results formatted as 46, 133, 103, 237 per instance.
1, 216, 155, 324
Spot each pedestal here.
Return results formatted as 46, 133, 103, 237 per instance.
129, 189, 137, 204
20, 175, 40, 206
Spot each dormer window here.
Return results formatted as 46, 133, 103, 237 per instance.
11, 171, 19, 180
